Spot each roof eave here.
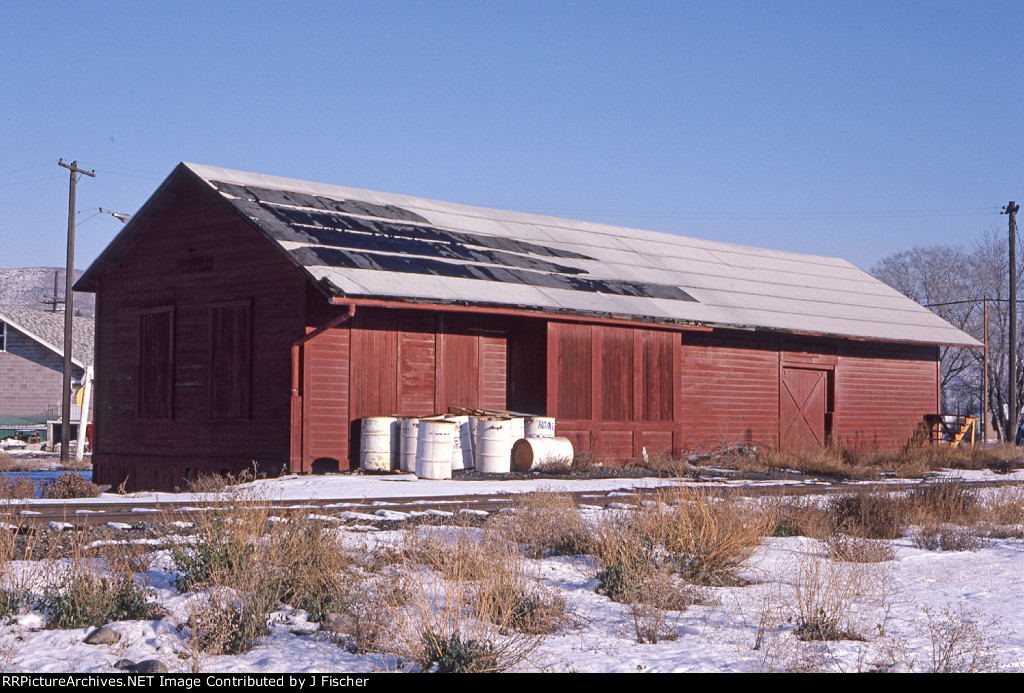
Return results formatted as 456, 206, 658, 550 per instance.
0, 310, 88, 369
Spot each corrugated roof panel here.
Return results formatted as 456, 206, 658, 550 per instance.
184, 163, 981, 347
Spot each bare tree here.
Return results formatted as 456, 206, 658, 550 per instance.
871, 232, 1024, 441
962, 228, 1024, 440
870, 245, 976, 411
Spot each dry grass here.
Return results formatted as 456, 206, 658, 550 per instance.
168, 489, 368, 655
384, 528, 546, 672
490, 491, 594, 558
646, 488, 775, 585
827, 492, 907, 540
183, 468, 257, 494
398, 527, 511, 582
712, 443, 1024, 480
21, 528, 165, 631
0, 474, 36, 500
0, 452, 18, 471
756, 448, 884, 480
913, 524, 985, 552
186, 586, 273, 656
788, 555, 870, 642
636, 450, 696, 477
589, 487, 772, 615
569, 451, 598, 473
906, 480, 981, 525
826, 534, 896, 563
982, 486, 1024, 525
472, 571, 574, 636
764, 496, 832, 540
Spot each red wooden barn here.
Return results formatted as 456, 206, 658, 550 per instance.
75, 163, 979, 491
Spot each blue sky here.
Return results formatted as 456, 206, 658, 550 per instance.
1, 1, 1020, 274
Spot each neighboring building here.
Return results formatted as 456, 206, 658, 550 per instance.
76, 163, 980, 491
0, 307, 94, 440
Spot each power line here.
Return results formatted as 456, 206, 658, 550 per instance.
487, 205, 1001, 221
0, 160, 58, 177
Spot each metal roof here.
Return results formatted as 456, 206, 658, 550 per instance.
165, 164, 983, 346
0, 307, 94, 367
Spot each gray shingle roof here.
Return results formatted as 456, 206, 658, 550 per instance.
0, 307, 94, 366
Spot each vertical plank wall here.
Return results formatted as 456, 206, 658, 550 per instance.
91, 174, 305, 491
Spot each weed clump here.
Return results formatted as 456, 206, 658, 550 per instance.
828, 492, 906, 540
0, 588, 24, 621
491, 492, 594, 558
788, 556, 869, 643
907, 480, 980, 525
826, 534, 896, 563
39, 472, 100, 499
650, 488, 774, 585
768, 497, 831, 540
42, 573, 159, 629
418, 630, 499, 673
0, 474, 36, 500
187, 588, 271, 656
913, 524, 985, 552
793, 609, 863, 642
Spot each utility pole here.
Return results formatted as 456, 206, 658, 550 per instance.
42, 270, 63, 313
1005, 201, 1020, 444
58, 159, 95, 462
984, 298, 989, 442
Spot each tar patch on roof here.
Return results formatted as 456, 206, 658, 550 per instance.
210, 181, 696, 304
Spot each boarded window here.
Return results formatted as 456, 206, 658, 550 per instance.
138, 307, 174, 419
210, 302, 252, 418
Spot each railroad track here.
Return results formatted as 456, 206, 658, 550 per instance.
3, 475, 1021, 530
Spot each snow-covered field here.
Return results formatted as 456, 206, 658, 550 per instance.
3, 469, 1024, 674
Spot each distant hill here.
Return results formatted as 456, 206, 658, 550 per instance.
0, 267, 95, 317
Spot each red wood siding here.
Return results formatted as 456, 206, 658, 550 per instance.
673, 330, 939, 455
303, 319, 351, 470
300, 308, 512, 471
398, 311, 436, 415
677, 330, 780, 453
548, 322, 681, 462
90, 173, 305, 491
833, 341, 939, 450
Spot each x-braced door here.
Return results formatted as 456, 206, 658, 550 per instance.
780, 367, 832, 449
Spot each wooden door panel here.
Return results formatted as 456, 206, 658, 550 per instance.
781, 367, 829, 449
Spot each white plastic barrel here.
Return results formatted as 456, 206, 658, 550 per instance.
445, 415, 473, 470
360, 417, 398, 471
415, 419, 457, 479
525, 416, 556, 438
511, 437, 574, 472
399, 417, 420, 473
475, 417, 513, 474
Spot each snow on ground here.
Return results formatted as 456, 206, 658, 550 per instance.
18, 464, 1024, 506
2, 470, 1024, 673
